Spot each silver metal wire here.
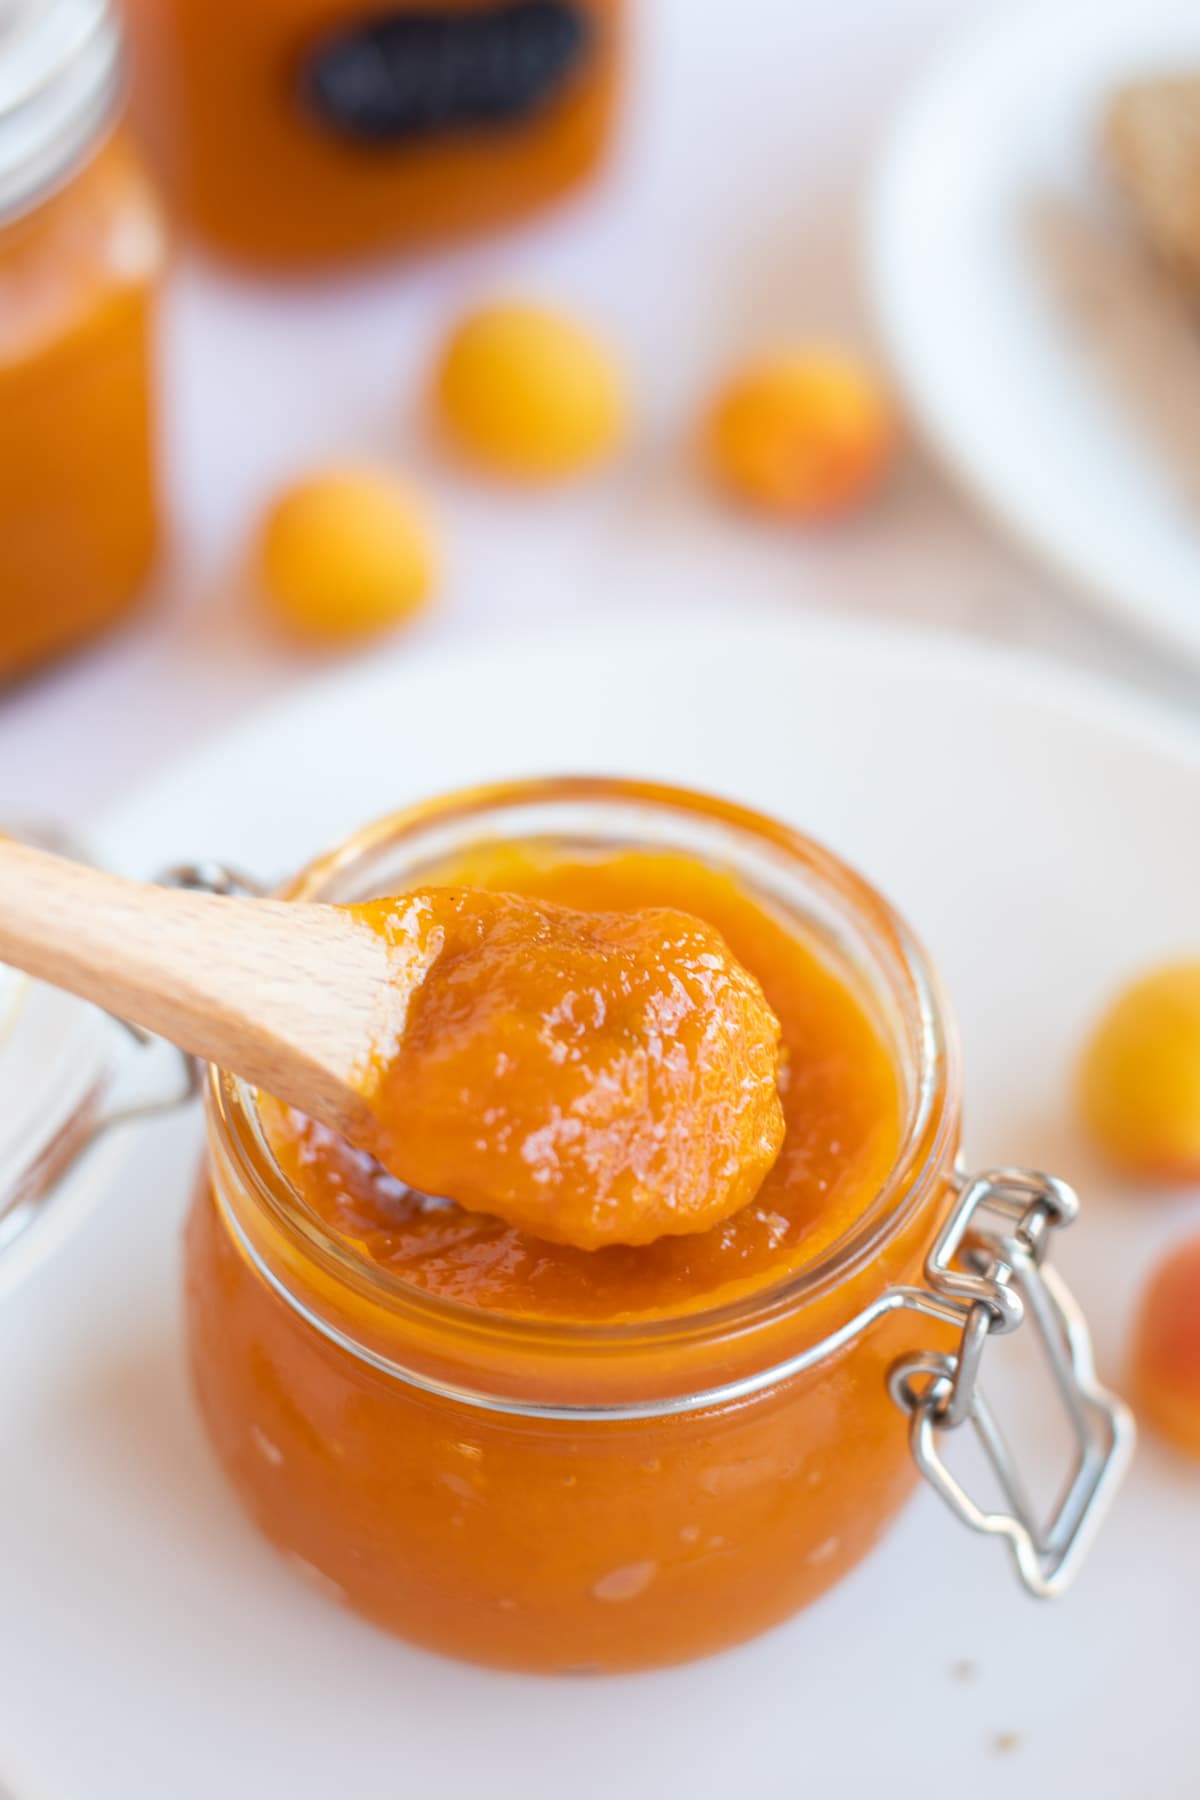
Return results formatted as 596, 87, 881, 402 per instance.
889, 1168, 1135, 1598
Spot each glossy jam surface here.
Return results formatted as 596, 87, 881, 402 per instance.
0, 133, 162, 680
338, 884, 785, 1248
122, 0, 623, 269
262, 847, 901, 1317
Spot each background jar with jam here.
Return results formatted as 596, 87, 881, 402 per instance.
0, 0, 165, 684
120, 0, 624, 269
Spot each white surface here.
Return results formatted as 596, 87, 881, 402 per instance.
2, 0, 1199, 835
869, 0, 1200, 667
2, 615, 1200, 1799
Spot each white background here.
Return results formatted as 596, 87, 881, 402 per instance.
3, 0, 1198, 830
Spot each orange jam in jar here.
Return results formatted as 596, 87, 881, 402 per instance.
121, 0, 623, 270
187, 779, 970, 1671
0, 0, 164, 682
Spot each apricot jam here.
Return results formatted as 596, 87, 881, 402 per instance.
0, 7, 164, 680
187, 781, 961, 1670
121, 0, 623, 269
299, 882, 786, 1249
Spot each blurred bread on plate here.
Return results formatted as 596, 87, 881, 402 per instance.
1107, 74, 1200, 295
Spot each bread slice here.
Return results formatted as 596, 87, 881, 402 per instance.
1107, 75, 1200, 296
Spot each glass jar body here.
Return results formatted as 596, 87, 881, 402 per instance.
184, 779, 961, 1671
121, 0, 624, 270
0, 129, 164, 681
186, 1176, 957, 1671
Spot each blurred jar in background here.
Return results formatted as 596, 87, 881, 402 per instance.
120, 0, 624, 270
0, 0, 164, 683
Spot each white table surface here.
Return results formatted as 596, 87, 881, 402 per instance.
3, 0, 1198, 832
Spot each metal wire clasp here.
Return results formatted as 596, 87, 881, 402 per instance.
889, 1168, 1134, 1599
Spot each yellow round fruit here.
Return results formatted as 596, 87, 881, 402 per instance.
704, 349, 896, 520
257, 467, 436, 641
434, 301, 625, 480
1077, 961, 1200, 1179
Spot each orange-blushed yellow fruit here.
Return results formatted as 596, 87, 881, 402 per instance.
704, 349, 895, 520
434, 301, 625, 480
1132, 1235, 1200, 1457
1077, 961, 1200, 1180
257, 467, 436, 641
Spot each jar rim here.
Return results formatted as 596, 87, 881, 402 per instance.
0, 0, 123, 223
207, 776, 963, 1374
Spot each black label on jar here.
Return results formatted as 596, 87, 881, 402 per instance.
300, 2, 593, 145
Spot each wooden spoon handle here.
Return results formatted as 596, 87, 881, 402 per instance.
0, 838, 388, 1134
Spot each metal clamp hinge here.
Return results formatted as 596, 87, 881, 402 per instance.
889, 1167, 1135, 1599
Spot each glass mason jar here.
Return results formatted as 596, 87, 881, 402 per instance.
0, 0, 165, 682
180, 778, 1132, 1673
120, 0, 624, 270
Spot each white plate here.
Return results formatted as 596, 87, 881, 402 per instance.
868, 0, 1200, 666
3, 615, 1199, 1800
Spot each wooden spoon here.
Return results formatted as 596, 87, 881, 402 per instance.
0, 836, 405, 1147
0, 839, 788, 1251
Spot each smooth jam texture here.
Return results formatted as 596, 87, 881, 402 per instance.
343, 886, 784, 1249
262, 847, 901, 1316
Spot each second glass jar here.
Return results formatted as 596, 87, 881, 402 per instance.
0, 0, 164, 681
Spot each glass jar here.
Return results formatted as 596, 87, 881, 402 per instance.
120, 0, 624, 270
0, 0, 165, 683
182, 778, 1133, 1673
